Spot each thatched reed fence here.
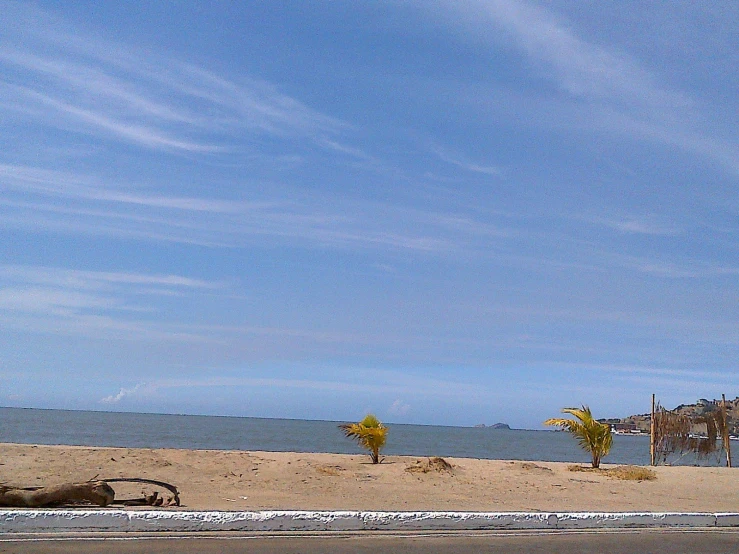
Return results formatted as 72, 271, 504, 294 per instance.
650, 393, 732, 467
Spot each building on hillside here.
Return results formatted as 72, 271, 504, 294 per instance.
610, 422, 638, 433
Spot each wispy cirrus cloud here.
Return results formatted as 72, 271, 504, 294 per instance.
600, 218, 680, 236
0, 4, 345, 155
0, 163, 507, 253
0, 264, 390, 347
536, 361, 738, 405
431, 144, 503, 176
611, 255, 739, 280
423, 0, 739, 174
581, 213, 682, 236
0, 265, 222, 292
0, 265, 243, 344
0, 287, 122, 316
595, 363, 736, 382
0, 265, 227, 340
473, 1, 689, 112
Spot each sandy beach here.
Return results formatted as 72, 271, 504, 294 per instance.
1, 443, 736, 512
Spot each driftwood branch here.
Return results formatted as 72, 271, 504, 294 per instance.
0, 481, 115, 508
104, 477, 180, 506
0, 477, 180, 508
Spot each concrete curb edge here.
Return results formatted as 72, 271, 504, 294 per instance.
3, 510, 739, 533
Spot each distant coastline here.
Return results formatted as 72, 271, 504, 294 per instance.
0, 405, 516, 430
0, 406, 654, 465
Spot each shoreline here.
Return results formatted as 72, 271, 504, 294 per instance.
1, 443, 737, 513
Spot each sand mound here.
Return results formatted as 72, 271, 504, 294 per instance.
505, 461, 553, 473
406, 457, 454, 474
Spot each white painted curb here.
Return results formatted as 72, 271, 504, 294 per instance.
2, 510, 738, 533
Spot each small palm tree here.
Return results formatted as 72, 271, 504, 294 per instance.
544, 406, 612, 468
339, 414, 388, 464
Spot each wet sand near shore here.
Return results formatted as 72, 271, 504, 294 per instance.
0, 443, 736, 512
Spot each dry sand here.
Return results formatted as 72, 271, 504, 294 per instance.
1, 443, 737, 512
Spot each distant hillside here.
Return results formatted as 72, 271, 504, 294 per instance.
600, 397, 739, 435
474, 422, 511, 430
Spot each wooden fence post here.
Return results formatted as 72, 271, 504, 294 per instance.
723, 394, 732, 468
650, 393, 656, 466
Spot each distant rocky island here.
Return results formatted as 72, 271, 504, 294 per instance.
474, 423, 511, 430
600, 397, 739, 435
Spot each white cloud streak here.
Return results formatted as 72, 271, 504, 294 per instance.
478, 1, 689, 112
0, 265, 222, 292
0, 163, 506, 253
431, 145, 503, 176
425, 0, 739, 174
581, 214, 682, 236
0, 265, 229, 341
0, 4, 345, 154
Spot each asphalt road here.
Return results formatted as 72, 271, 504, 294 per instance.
3, 529, 739, 554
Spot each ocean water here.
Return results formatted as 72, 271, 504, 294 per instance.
0, 407, 726, 467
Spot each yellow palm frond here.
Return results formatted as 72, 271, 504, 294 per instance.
545, 406, 612, 468
339, 414, 388, 464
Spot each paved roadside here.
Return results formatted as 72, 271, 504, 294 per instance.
2, 529, 739, 554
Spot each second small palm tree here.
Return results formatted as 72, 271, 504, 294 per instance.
544, 406, 612, 468
339, 414, 388, 464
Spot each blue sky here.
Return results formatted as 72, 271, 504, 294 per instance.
0, 1, 737, 429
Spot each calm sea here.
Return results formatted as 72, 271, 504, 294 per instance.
0, 407, 726, 467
